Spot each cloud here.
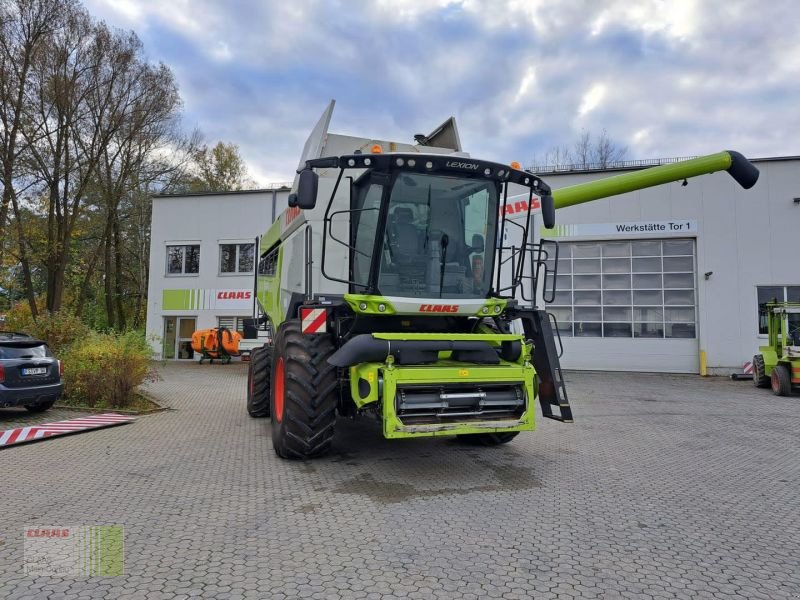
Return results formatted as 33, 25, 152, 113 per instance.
577, 84, 607, 118
84, 0, 800, 184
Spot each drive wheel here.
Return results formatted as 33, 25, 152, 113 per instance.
247, 346, 272, 417
771, 364, 792, 397
456, 432, 520, 446
270, 319, 338, 459
752, 354, 770, 388
24, 399, 56, 413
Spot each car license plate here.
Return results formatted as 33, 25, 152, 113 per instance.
22, 367, 48, 376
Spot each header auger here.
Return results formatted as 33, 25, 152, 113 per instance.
245, 101, 759, 459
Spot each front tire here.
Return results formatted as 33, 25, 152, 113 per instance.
270, 320, 338, 459
771, 365, 792, 396
247, 346, 272, 417
456, 432, 520, 446
752, 354, 770, 388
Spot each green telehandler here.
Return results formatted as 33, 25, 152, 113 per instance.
753, 302, 800, 396
245, 101, 760, 459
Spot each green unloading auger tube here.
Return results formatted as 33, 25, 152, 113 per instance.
550, 151, 759, 210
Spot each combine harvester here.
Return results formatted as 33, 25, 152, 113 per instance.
245, 101, 760, 459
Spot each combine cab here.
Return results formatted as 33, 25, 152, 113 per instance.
246, 101, 760, 459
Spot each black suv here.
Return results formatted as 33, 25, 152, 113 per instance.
0, 332, 63, 413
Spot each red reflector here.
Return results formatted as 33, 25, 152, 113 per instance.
58, 360, 64, 377
0, 363, 5, 383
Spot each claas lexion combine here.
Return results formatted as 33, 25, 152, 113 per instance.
245, 101, 759, 459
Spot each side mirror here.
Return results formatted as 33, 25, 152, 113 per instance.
541, 194, 555, 229
287, 193, 298, 207
471, 234, 485, 253
296, 168, 319, 210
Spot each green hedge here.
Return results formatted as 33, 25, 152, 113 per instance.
61, 331, 155, 408
3, 304, 154, 408
4, 306, 89, 355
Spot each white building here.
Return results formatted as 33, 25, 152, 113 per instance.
533, 155, 799, 374
145, 186, 290, 359
145, 156, 798, 374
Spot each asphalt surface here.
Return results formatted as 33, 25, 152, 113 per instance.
0, 362, 798, 599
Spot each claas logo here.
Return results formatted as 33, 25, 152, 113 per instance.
217, 291, 251, 300
419, 304, 459, 313
502, 197, 541, 215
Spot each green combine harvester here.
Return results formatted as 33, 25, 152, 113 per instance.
246, 101, 760, 459
753, 302, 800, 396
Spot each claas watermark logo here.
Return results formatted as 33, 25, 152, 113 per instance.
24, 525, 124, 576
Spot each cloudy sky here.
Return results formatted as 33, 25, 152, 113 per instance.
83, 0, 798, 185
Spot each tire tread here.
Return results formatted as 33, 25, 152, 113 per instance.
753, 354, 770, 388
247, 346, 272, 417
771, 364, 792, 397
271, 320, 338, 459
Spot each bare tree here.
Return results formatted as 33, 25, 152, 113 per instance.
21, 3, 107, 312
0, 0, 71, 314
87, 27, 186, 328
592, 128, 628, 168
528, 130, 628, 172
572, 130, 592, 169
1, 0, 207, 324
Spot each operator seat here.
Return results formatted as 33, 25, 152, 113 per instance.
389, 207, 422, 264
428, 200, 469, 270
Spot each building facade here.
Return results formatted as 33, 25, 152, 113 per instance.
145, 156, 798, 373
532, 156, 799, 374
145, 186, 290, 359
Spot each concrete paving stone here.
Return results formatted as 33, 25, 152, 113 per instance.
1, 364, 799, 599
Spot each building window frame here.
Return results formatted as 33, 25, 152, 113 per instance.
166, 244, 200, 276
219, 243, 255, 275
757, 285, 800, 335
217, 316, 246, 333
547, 238, 697, 340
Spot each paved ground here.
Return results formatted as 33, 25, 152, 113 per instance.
0, 406, 95, 431
0, 362, 798, 599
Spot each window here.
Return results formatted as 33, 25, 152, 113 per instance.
218, 316, 246, 333
377, 173, 498, 298
167, 245, 200, 275
757, 285, 800, 334
352, 183, 384, 288
220, 243, 255, 274
547, 238, 697, 339
258, 246, 279, 277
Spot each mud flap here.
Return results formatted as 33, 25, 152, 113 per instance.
515, 308, 573, 423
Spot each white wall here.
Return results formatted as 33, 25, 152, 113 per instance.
146, 189, 290, 358
540, 158, 799, 373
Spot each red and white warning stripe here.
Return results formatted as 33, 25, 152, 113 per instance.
743, 361, 753, 375
0, 413, 134, 449
300, 307, 327, 334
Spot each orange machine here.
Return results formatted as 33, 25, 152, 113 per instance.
191, 327, 242, 364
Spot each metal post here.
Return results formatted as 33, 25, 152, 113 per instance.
304, 226, 313, 302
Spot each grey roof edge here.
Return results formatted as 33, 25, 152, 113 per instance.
154, 186, 292, 198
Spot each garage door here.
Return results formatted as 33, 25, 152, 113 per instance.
545, 238, 699, 373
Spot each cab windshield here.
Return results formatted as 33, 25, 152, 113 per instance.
352, 173, 499, 298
